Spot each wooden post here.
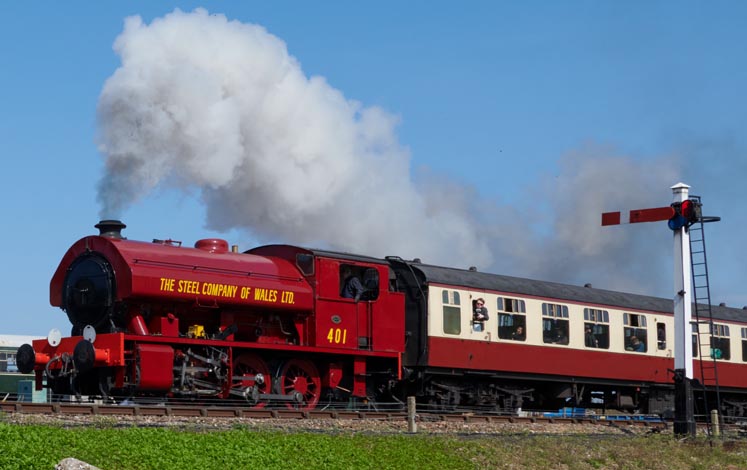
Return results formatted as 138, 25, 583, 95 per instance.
711, 409, 720, 437
407, 396, 417, 433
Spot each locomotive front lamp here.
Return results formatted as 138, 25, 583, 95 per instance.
47, 328, 62, 347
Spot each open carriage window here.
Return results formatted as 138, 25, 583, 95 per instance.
542, 303, 569, 345
497, 297, 526, 341
710, 323, 731, 360
583, 308, 609, 349
623, 313, 647, 353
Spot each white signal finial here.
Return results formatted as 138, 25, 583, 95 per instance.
671, 182, 691, 191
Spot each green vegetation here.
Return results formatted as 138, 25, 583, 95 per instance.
0, 423, 745, 470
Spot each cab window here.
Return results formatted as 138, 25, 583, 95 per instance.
295, 253, 314, 276
339, 265, 379, 301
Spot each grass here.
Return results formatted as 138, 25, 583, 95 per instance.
0, 423, 745, 469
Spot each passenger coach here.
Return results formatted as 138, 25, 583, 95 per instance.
388, 258, 747, 415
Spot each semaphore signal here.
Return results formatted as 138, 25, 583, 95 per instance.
601, 182, 720, 437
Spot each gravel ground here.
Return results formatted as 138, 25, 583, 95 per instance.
4, 412, 666, 436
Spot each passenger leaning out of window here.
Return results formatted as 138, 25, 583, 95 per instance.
473, 298, 489, 322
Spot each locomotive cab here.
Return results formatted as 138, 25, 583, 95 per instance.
248, 245, 406, 400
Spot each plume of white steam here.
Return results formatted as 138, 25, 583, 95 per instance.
516, 146, 682, 294
97, 9, 687, 298
96, 9, 492, 267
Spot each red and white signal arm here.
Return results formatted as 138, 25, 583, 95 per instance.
601, 206, 675, 226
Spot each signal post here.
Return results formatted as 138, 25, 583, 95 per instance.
602, 182, 704, 436
670, 183, 696, 436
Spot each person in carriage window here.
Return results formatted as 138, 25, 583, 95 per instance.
473, 298, 489, 322
627, 335, 645, 352
585, 326, 598, 348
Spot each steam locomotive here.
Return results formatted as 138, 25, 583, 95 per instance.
17, 220, 747, 415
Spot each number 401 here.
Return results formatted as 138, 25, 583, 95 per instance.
327, 328, 347, 344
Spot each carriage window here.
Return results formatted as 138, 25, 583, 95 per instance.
0, 352, 17, 372
710, 324, 730, 360
623, 313, 647, 352
543, 303, 568, 318
498, 314, 526, 341
542, 303, 569, 344
497, 297, 526, 313
657, 322, 666, 350
583, 308, 609, 349
497, 296, 526, 340
741, 328, 747, 362
692, 323, 699, 358
442, 290, 462, 335
443, 306, 461, 335
442, 290, 461, 305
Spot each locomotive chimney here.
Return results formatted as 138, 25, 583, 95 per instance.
95, 219, 126, 238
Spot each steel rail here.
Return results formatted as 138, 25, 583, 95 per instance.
0, 401, 669, 430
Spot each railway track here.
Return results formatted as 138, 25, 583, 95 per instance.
0, 401, 667, 431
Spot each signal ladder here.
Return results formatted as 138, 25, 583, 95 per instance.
688, 195, 722, 436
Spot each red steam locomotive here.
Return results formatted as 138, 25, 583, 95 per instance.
17, 221, 747, 415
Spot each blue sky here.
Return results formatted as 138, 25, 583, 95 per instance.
2, 2, 745, 336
